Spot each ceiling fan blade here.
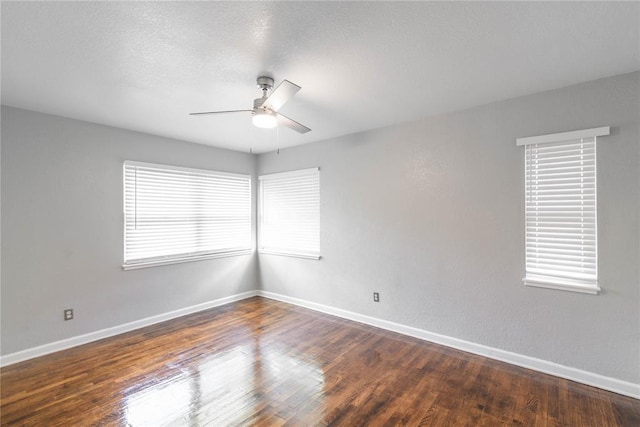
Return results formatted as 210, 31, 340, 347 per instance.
189, 110, 252, 116
276, 112, 311, 134
263, 80, 301, 112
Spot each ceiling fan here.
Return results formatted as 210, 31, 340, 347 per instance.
190, 76, 311, 134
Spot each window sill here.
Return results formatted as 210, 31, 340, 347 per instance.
123, 249, 252, 270
523, 278, 600, 295
258, 249, 321, 260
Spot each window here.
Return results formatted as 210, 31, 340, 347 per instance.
517, 126, 609, 294
258, 168, 320, 259
123, 161, 251, 269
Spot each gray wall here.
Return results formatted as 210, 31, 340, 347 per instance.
1, 106, 258, 354
257, 71, 640, 384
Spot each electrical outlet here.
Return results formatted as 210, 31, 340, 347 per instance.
64, 309, 73, 321
373, 292, 380, 302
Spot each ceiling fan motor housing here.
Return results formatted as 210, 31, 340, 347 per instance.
254, 97, 270, 110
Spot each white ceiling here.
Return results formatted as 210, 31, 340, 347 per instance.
2, 2, 638, 153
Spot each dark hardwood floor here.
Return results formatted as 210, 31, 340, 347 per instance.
1, 297, 638, 426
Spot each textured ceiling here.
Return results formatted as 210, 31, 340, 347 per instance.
2, 2, 638, 153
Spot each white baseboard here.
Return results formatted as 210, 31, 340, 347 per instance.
258, 290, 640, 400
0, 290, 259, 368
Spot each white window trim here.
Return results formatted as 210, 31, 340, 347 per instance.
518, 126, 609, 295
258, 167, 321, 260
258, 167, 320, 181
524, 277, 601, 295
123, 161, 252, 269
258, 250, 321, 260
516, 126, 610, 146
122, 249, 252, 271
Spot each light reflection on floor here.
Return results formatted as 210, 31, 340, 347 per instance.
125, 375, 193, 427
124, 340, 326, 426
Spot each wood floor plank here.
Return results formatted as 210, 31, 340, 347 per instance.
1, 297, 638, 426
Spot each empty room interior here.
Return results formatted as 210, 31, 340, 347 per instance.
1, 1, 639, 426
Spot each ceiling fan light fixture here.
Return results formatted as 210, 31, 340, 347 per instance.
252, 109, 278, 129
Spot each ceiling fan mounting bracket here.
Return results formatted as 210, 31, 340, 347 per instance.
256, 76, 274, 91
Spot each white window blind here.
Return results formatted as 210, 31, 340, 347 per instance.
517, 126, 609, 294
259, 168, 320, 259
123, 161, 251, 269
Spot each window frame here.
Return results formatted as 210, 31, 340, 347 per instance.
258, 167, 321, 260
122, 160, 252, 270
516, 126, 609, 295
